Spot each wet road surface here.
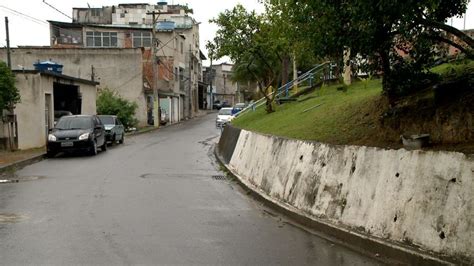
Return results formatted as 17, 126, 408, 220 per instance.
0, 114, 381, 265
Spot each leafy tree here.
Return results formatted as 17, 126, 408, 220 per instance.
209, 4, 285, 113
96, 88, 138, 128
0, 61, 20, 112
289, 0, 473, 99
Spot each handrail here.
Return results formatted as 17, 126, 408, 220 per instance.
237, 61, 330, 116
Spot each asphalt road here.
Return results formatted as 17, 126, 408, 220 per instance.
0, 113, 381, 265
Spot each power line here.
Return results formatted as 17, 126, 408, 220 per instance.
42, 0, 72, 20
0, 5, 48, 26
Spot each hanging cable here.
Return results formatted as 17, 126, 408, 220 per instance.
42, 0, 73, 20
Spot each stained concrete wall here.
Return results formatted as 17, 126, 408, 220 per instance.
219, 127, 474, 263
14, 73, 96, 150
0, 48, 147, 127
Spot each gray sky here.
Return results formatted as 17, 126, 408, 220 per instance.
0, 0, 473, 66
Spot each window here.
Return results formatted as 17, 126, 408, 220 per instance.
180, 41, 183, 54
86, 31, 118, 47
132, 32, 152, 48
90, 9, 101, 17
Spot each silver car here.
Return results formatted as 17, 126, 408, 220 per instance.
98, 115, 125, 145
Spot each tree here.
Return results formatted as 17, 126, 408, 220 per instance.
97, 88, 138, 128
0, 61, 20, 112
209, 4, 285, 113
289, 0, 473, 99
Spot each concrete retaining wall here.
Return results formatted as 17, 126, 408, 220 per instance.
218, 127, 474, 264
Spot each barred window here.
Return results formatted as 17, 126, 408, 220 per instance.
86, 31, 118, 47
132, 32, 152, 48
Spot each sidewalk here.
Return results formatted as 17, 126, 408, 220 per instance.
0, 148, 46, 173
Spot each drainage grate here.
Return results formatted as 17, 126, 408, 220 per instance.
212, 175, 227, 180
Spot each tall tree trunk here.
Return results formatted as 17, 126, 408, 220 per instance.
380, 48, 396, 106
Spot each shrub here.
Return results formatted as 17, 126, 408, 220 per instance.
97, 88, 138, 128
0, 61, 20, 111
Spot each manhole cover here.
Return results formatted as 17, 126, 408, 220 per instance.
212, 175, 227, 180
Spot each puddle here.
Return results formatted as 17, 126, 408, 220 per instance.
0, 213, 25, 223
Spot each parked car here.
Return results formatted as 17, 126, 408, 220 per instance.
221, 101, 231, 108
213, 100, 222, 110
98, 115, 125, 145
231, 103, 247, 116
216, 107, 234, 128
159, 108, 169, 126
47, 115, 107, 157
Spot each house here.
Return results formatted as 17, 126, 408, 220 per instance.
203, 63, 258, 108
447, 29, 474, 56
0, 68, 98, 150
48, 2, 206, 123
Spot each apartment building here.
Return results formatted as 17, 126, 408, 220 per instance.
49, 2, 205, 124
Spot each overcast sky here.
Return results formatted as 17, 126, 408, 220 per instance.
0, 0, 473, 66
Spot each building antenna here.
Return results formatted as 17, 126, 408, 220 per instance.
42, 0, 73, 20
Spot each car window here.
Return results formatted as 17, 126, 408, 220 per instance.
219, 109, 232, 115
98, 116, 115, 125
116, 119, 122, 126
56, 117, 93, 130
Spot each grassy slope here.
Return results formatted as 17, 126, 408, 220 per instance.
232, 79, 383, 144
431, 59, 474, 76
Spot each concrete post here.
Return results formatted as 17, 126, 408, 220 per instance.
343, 47, 352, 86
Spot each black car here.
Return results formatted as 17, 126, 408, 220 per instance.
47, 115, 107, 157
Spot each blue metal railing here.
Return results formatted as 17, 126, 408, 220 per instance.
237, 61, 330, 116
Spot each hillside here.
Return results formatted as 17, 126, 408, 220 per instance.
232, 66, 474, 153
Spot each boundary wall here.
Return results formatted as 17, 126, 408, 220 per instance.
217, 126, 473, 265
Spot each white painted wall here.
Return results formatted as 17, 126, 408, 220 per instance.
227, 129, 474, 262
14, 73, 97, 150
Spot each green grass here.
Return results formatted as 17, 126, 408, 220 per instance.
431, 59, 474, 77
232, 79, 383, 144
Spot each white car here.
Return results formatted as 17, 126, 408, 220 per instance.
216, 107, 234, 128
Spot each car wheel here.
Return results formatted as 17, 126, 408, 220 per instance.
46, 151, 56, 158
110, 134, 116, 146
101, 140, 107, 152
90, 140, 98, 156
119, 134, 124, 144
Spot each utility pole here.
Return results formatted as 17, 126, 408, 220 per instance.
209, 60, 214, 110
91, 65, 95, 82
293, 53, 298, 93
188, 47, 193, 118
147, 11, 160, 127
5, 17, 11, 69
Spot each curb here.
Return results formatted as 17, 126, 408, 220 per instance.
213, 146, 453, 266
0, 153, 45, 174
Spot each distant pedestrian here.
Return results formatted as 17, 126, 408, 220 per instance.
204, 99, 208, 110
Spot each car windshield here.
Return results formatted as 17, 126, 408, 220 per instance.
54, 111, 72, 119
55, 117, 93, 130
98, 116, 115, 125
219, 109, 232, 115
